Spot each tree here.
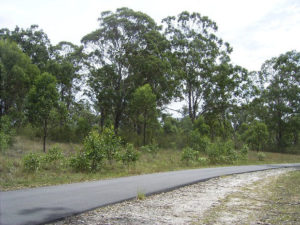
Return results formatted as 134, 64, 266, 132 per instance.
82, 8, 175, 133
26, 72, 59, 152
162, 11, 225, 122
48, 41, 84, 110
259, 51, 300, 150
0, 25, 51, 72
0, 40, 39, 122
130, 84, 157, 145
242, 121, 269, 151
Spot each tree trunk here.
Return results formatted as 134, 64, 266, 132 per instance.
43, 119, 48, 153
143, 119, 146, 146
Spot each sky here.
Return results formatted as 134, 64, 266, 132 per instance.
1, 0, 300, 115
1, 0, 300, 72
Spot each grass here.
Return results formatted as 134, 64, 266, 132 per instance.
1, 135, 300, 191
198, 170, 300, 225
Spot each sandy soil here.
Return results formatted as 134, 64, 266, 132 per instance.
51, 168, 294, 225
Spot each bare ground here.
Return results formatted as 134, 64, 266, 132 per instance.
50, 168, 297, 225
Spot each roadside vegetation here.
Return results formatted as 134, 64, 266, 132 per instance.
200, 169, 300, 225
1, 133, 300, 191
0, 8, 299, 190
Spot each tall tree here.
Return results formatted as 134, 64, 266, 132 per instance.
259, 51, 300, 150
130, 84, 157, 145
0, 40, 39, 121
26, 72, 59, 152
0, 25, 51, 72
162, 11, 225, 122
82, 8, 175, 132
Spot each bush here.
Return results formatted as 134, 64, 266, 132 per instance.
239, 144, 249, 160
43, 145, 64, 163
121, 143, 139, 167
69, 151, 90, 172
189, 130, 210, 152
100, 127, 122, 164
140, 143, 159, 155
181, 147, 198, 164
206, 140, 238, 164
83, 130, 106, 171
197, 157, 208, 165
257, 152, 266, 161
0, 116, 15, 152
72, 127, 122, 172
23, 153, 40, 172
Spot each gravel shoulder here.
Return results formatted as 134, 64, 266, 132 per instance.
50, 168, 297, 225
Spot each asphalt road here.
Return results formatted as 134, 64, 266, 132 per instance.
1, 163, 300, 225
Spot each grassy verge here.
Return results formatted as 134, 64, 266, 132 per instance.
1, 136, 300, 191
199, 169, 300, 225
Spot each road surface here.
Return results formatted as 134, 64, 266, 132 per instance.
1, 163, 300, 225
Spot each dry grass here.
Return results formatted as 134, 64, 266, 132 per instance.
1, 136, 300, 191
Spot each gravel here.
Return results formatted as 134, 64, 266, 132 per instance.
51, 168, 294, 225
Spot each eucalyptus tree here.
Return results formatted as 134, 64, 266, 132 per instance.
82, 8, 175, 132
0, 25, 51, 72
0, 40, 39, 121
162, 11, 225, 123
259, 50, 300, 150
48, 41, 84, 110
26, 72, 59, 152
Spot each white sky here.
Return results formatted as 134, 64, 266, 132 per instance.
1, 0, 300, 115
1, 0, 300, 72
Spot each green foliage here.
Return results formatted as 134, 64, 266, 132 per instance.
83, 130, 105, 171
26, 72, 59, 152
242, 121, 269, 151
206, 140, 238, 164
257, 152, 266, 161
197, 157, 209, 165
69, 151, 90, 172
0, 40, 39, 123
121, 143, 139, 166
189, 130, 210, 152
43, 145, 64, 163
0, 116, 15, 152
23, 153, 40, 172
181, 147, 199, 164
140, 143, 159, 155
130, 84, 158, 145
240, 144, 249, 160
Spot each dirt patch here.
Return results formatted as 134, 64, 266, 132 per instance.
50, 168, 295, 225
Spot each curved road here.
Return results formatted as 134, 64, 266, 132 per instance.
1, 163, 300, 225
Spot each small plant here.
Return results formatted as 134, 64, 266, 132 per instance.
137, 190, 146, 200
258, 152, 266, 161
69, 151, 90, 172
181, 147, 198, 164
206, 140, 238, 164
43, 145, 64, 163
23, 153, 41, 172
240, 144, 249, 160
140, 143, 159, 155
121, 143, 139, 167
197, 157, 208, 165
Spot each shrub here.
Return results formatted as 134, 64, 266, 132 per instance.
0, 116, 15, 152
100, 127, 122, 164
23, 153, 40, 172
206, 140, 238, 164
69, 151, 90, 172
257, 152, 266, 161
181, 147, 198, 164
197, 157, 208, 165
239, 144, 249, 160
121, 143, 139, 167
83, 130, 105, 171
43, 145, 64, 163
140, 143, 159, 155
